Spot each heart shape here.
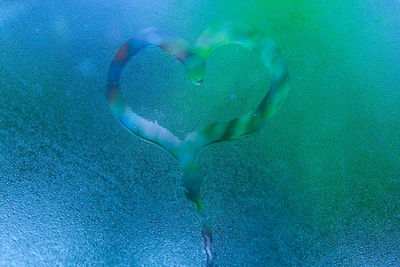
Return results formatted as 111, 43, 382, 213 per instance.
106, 22, 289, 265
107, 22, 289, 162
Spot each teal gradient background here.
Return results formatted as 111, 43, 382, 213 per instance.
1, 0, 399, 265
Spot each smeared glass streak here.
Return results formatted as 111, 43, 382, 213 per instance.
105, 22, 289, 266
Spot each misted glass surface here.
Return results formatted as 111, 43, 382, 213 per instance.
1, 0, 399, 266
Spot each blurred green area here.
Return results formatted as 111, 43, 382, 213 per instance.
196, 0, 400, 261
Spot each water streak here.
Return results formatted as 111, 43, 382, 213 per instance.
105, 22, 289, 266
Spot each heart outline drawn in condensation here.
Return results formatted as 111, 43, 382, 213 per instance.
106, 22, 289, 266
